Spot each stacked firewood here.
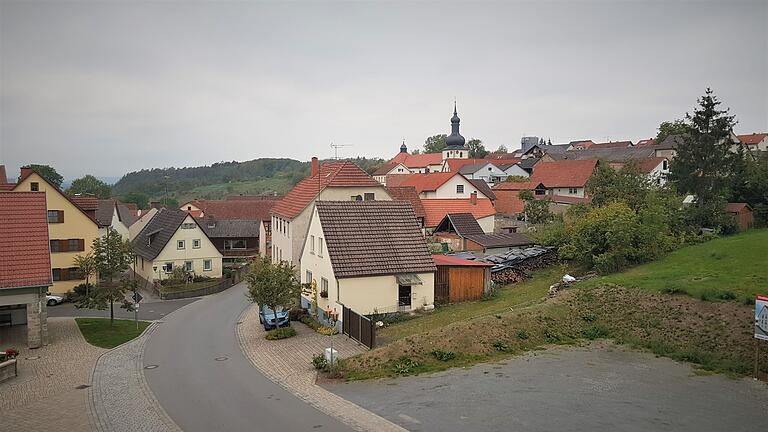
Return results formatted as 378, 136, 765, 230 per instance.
490, 268, 526, 284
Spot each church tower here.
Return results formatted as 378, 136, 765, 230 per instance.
442, 102, 468, 161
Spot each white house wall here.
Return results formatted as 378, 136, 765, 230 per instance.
551, 187, 586, 198
504, 165, 529, 177
135, 215, 223, 282
477, 215, 495, 233
299, 207, 340, 314
338, 273, 435, 316
420, 175, 491, 200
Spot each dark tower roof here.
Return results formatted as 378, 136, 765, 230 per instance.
445, 101, 466, 149
400, 140, 408, 153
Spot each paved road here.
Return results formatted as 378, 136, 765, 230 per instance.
143, 282, 353, 432
326, 344, 768, 432
47, 298, 198, 321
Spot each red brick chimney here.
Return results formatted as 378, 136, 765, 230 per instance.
20, 167, 33, 180
311, 157, 319, 176
470, 191, 477, 205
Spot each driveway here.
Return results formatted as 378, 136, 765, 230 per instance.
142, 282, 354, 432
325, 342, 768, 432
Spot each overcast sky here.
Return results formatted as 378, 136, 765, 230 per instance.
1, 1, 766, 180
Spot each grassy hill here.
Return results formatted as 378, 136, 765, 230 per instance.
581, 229, 768, 303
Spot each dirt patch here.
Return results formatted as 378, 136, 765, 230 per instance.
340, 284, 765, 380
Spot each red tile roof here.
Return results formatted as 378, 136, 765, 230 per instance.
492, 180, 535, 191
397, 172, 462, 193
432, 254, 492, 267
272, 161, 380, 219
385, 186, 426, 219
635, 138, 656, 147
421, 198, 496, 228
632, 157, 666, 173
492, 189, 527, 215
390, 152, 443, 168
0, 192, 52, 289
186, 197, 280, 221
443, 158, 482, 172
71, 196, 99, 211
737, 133, 767, 145
528, 160, 598, 188
535, 195, 592, 205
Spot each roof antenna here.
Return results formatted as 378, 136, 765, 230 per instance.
330, 142, 353, 160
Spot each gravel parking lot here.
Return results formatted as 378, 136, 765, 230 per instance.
325, 342, 768, 432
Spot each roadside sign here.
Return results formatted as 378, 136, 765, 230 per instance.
132, 292, 144, 304
755, 295, 768, 341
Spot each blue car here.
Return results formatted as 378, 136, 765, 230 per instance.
259, 305, 290, 331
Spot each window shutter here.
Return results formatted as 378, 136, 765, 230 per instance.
60, 239, 69, 252
79, 239, 85, 251
58, 210, 64, 223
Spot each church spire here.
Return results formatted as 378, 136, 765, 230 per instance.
446, 100, 465, 149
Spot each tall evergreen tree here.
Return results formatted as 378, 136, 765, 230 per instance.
668, 88, 739, 227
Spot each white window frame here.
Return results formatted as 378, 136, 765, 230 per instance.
456, 184, 464, 194
177, 240, 185, 250
318, 237, 323, 257
184, 261, 193, 272
163, 262, 173, 273
306, 270, 312, 284
193, 239, 201, 249
310, 235, 315, 254
203, 259, 212, 271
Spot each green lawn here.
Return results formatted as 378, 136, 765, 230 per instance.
378, 265, 570, 342
75, 318, 151, 348
579, 229, 768, 302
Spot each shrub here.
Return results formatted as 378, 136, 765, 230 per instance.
368, 311, 416, 326
312, 353, 328, 371
661, 286, 688, 295
516, 330, 529, 340
481, 286, 499, 301
717, 291, 736, 300
492, 341, 509, 352
265, 327, 297, 340
300, 315, 337, 335
744, 296, 756, 305
431, 349, 457, 361
392, 357, 420, 375
192, 275, 212, 282
582, 325, 610, 340
544, 329, 561, 343
289, 308, 307, 321
581, 313, 597, 322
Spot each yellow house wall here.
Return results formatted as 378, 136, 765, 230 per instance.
15, 173, 99, 293
135, 215, 223, 282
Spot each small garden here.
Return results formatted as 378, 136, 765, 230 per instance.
157, 267, 221, 293
76, 318, 151, 348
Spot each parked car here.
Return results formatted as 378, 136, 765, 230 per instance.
258, 305, 290, 331
45, 294, 64, 306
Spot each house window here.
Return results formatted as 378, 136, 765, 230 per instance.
224, 239, 247, 250
364, 193, 375, 201
397, 168, 404, 172
310, 235, 315, 254
163, 262, 173, 273
320, 277, 329, 298
203, 259, 212, 271
185, 261, 193, 272
568, 188, 578, 194
488, 167, 493, 171
662, 160, 669, 170
398, 285, 412, 309
181, 223, 196, 229
52, 267, 81, 281
50, 240, 60, 253
351, 195, 363, 201
318, 237, 323, 257
193, 239, 201, 249
47, 210, 63, 223
306, 270, 312, 284
459, 152, 463, 157
31, 182, 39, 191
456, 184, 464, 194
68, 239, 83, 252
177, 240, 185, 250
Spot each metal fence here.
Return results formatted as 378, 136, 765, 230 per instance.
342, 306, 375, 349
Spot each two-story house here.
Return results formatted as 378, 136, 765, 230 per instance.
270, 158, 391, 270
12, 168, 100, 294
132, 208, 223, 283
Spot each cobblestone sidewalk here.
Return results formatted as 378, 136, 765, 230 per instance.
236, 305, 407, 432
88, 323, 181, 432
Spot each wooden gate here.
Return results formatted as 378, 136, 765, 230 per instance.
342, 306, 376, 349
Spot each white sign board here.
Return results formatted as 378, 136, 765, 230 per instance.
755, 295, 768, 341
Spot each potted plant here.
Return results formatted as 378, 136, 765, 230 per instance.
0, 347, 19, 383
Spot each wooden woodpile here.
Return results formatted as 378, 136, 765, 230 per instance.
490, 267, 526, 284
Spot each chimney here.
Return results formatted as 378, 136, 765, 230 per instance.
311, 157, 319, 177
470, 191, 477, 205
20, 167, 33, 180
0, 165, 7, 184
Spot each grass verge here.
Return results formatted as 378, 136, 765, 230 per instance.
75, 318, 151, 349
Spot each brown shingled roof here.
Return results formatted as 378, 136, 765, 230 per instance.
315, 201, 436, 278
385, 186, 426, 219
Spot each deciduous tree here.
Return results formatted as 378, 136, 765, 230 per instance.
423, 134, 447, 153
466, 138, 488, 158
245, 256, 302, 323
24, 164, 63, 187
67, 175, 112, 199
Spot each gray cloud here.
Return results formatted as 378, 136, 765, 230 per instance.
1, 0, 766, 180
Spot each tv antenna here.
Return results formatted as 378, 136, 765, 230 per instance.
330, 142, 353, 160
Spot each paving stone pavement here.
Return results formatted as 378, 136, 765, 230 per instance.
1, 317, 105, 431
237, 305, 408, 432
88, 322, 181, 432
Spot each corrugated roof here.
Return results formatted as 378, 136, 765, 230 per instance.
0, 192, 52, 289
421, 198, 496, 228
272, 161, 380, 219
316, 201, 436, 278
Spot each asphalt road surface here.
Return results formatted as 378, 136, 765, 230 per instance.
143, 282, 353, 432
47, 297, 198, 321
326, 344, 768, 432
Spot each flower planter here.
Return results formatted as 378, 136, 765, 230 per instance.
0, 359, 18, 383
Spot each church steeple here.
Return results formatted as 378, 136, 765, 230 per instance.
445, 101, 466, 149
400, 140, 408, 153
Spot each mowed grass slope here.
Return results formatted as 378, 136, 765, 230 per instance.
580, 229, 768, 302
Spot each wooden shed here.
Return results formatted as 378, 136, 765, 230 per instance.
725, 202, 754, 231
432, 254, 492, 304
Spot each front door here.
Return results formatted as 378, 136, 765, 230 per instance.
398, 285, 412, 311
